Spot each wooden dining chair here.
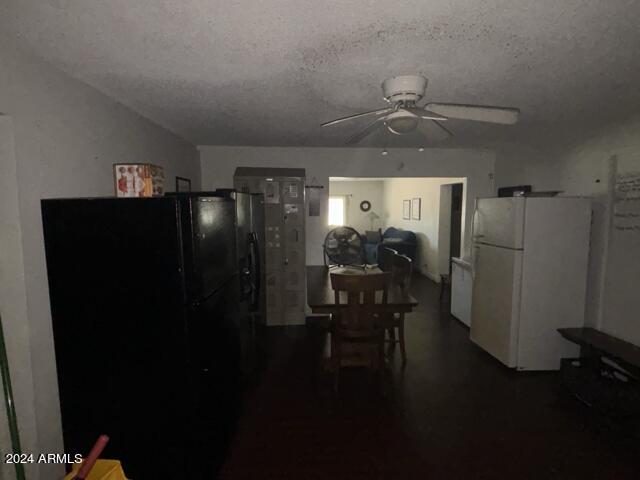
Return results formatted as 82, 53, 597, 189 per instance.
329, 271, 391, 393
386, 253, 412, 364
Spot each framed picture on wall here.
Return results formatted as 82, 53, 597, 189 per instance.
175, 176, 191, 192
412, 197, 421, 220
403, 199, 411, 220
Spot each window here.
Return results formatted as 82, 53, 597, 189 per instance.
328, 196, 346, 226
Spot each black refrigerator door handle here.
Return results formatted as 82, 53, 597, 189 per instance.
248, 232, 260, 310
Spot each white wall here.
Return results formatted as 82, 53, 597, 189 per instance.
199, 146, 495, 266
493, 116, 640, 346
493, 142, 562, 192
555, 116, 640, 345
328, 180, 384, 233
0, 36, 199, 479
1, 115, 38, 480
382, 178, 465, 280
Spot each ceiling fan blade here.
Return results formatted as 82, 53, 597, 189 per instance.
431, 119, 453, 138
415, 118, 453, 142
399, 107, 448, 121
322, 107, 393, 127
425, 103, 520, 124
345, 118, 386, 145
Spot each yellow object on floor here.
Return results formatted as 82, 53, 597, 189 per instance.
64, 460, 128, 480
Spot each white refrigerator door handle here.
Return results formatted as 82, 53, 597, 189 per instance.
471, 202, 483, 243
470, 201, 480, 279
472, 245, 480, 280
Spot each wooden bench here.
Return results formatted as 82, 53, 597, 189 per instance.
558, 328, 640, 376
557, 328, 640, 430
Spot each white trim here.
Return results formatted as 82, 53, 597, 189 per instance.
597, 155, 617, 330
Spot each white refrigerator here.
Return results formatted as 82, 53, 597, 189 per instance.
470, 197, 591, 370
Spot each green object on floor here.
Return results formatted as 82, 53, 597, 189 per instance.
0, 313, 25, 480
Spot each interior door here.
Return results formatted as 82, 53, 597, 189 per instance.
473, 197, 525, 249
281, 180, 306, 324
264, 201, 283, 324
470, 243, 522, 367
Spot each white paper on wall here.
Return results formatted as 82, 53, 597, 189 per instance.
613, 170, 640, 233
601, 156, 640, 346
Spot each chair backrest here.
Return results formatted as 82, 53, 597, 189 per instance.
391, 253, 412, 293
377, 247, 397, 272
330, 272, 390, 336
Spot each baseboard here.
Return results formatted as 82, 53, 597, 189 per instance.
421, 271, 441, 283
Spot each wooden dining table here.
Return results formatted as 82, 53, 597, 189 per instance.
306, 265, 419, 314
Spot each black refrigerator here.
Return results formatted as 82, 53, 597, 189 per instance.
248, 193, 266, 322
212, 190, 265, 320
41, 196, 241, 479
196, 190, 266, 378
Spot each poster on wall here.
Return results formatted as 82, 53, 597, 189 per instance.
403, 199, 411, 220
412, 197, 421, 220
113, 163, 164, 197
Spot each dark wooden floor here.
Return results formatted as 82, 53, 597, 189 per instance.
220, 275, 639, 479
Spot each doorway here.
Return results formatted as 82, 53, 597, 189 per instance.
328, 177, 467, 284
449, 183, 464, 271
437, 182, 464, 278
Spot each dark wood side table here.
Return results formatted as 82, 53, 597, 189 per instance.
557, 328, 640, 432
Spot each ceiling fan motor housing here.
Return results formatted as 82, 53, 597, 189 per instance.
382, 75, 428, 103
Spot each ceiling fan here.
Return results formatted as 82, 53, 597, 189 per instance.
322, 75, 520, 144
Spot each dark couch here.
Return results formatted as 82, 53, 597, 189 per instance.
362, 227, 417, 265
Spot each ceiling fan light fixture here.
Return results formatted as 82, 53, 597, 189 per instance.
381, 149, 389, 156
418, 147, 425, 152
385, 111, 419, 135
388, 117, 418, 135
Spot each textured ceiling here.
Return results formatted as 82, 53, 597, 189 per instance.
3, 1, 640, 147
